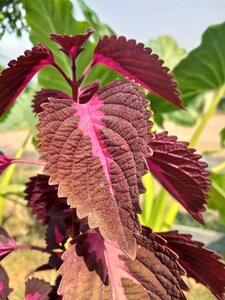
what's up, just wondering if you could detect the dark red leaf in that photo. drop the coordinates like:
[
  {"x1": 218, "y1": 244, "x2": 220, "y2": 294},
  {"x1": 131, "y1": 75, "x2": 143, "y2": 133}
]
[
  {"x1": 0, "y1": 266, "x2": 13, "y2": 299},
  {"x1": 25, "y1": 278, "x2": 52, "y2": 300},
  {"x1": 45, "y1": 218, "x2": 67, "y2": 251},
  {"x1": 37, "y1": 78, "x2": 153, "y2": 258},
  {"x1": 50, "y1": 29, "x2": 94, "y2": 59},
  {"x1": 25, "y1": 174, "x2": 68, "y2": 225},
  {"x1": 159, "y1": 231, "x2": 225, "y2": 300},
  {"x1": 33, "y1": 89, "x2": 70, "y2": 114},
  {"x1": 0, "y1": 45, "x2": 54, "y2": 116},
  {"x1": 0, "y1": 226, "x2": 17, "y2": 260},
  {"x1": 0, "y1": 152, "x2": 12, "y2": 175},
  {"x1": 93, "y1": 35, "x2": 183, "y2": 108},
  {"x1": 59, "y1": 228, "x2": 187, "y2": 299},
  {"x1": 147, "y1": 131, "x2": 210, "y2": 223},
  {"x1": 79, "y1": 81, "x2": 100, "y2": 103}
]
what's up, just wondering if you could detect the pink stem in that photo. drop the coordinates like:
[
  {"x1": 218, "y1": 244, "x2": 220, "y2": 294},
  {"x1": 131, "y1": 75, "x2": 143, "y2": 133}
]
[
  {"x1": 79, "y1": 61, "x2": 94, "y2": 85},
  {"x1": 11, "y1": 158, "x2": 46, "y2": 167}
]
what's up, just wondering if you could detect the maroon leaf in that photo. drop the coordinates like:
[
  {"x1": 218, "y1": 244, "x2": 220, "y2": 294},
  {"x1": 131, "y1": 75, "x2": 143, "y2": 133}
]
[
  {"x1": 147, "y1": 131, "x2": 210, "y2": 223},
  {"x1": 37, "y1": 78, "x2": 153, "y2": 258},
  {"x1": 93, "y1": 35, "x2": 183, "y2": 108},
  {"x1": 79, "y1": 81, "x2": 100, "y2": 104},
  {"x1": 45, "y1": 218, "x2": 67, "y2": 251},
  {"x1": 0, "y1": 226, "x2": 17, "y2": 260},
  {"x1": 0, "y1": 45, "x2": 54, "y2": 116},
  {"x1": 50, "y1": 29, "x2": 94, "y2": 59},
  {"x1": 0, "y1": 266, "x2": 13, "y2": 299},
  {"x1": 0, "y1": 152, "x2": 12, "y2": 175},
  {"x1": 25, "y1": 278, "x2": 52, "y2": 300},
  {"x1": 159, "y1": 231, "x2": 225, "y2": 300},
  {"x1": 33, "y1": 89, "x2": 70, "y2": 114},
  {"x1": 59, "y1": 228, "x2": 187, "y2": 299},
  {"x1": 25, "y1": 174, "x2": 68, "y2": 225}
]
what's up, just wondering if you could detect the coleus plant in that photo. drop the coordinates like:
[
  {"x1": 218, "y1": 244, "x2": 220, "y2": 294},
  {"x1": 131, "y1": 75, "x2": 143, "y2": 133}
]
[{"x1": 0, "y1": 28, "x2": 225, "y2": 300}]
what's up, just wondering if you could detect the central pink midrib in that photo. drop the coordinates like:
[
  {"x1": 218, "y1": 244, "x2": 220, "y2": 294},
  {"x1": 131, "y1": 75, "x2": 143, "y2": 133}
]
[{"x1": 72, "y1": 96, "x2": 113, "y2": 193}]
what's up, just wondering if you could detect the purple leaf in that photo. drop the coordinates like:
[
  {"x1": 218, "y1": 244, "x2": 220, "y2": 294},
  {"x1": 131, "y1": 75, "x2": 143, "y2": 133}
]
[
  {"x1": 25, "y1": 174, "x2": 68, "y2": 225},
  {"x1": 0, "y1": 266, "x2": 13, "y2": 299},
  {"x1": 79, "y1": 81, "x2": 100, "y2": 103},
  {"x1": 93, "y1": 35, "x2": 183, "y2": 108},
  {"x1": 0, "y1": 45, "x2": 54, "y2": 116},
  {"x1": 147, "y1": 131, "x2": 210, "y2": 223},
  {"x1": 0, "y1": 152, "x2": 12, "y2": 175},
  {"x1": 0, "y1": 226, "x2": 17, "y2": 260},
  {"x1": 50, "y1": 29, "x2": 94, "y2": 59},
  {"x1": 58, "y1": 228, "x2": 187, "y2": 299},
  {"x1": 37, "y1": 78, "x2": 153, "y2": 258},
  {"x1": 33, "y1": 89, "x2": 70, "y2": 114},
  {"x1": 45, "y1": 218, "x2": 67, "y2": 251},
  {"x1": 159, "y1": 231, "x2": 225, "y2": 300},
  {"x1": 25, "y1": 278, "x2": 52, "y2": 300}
]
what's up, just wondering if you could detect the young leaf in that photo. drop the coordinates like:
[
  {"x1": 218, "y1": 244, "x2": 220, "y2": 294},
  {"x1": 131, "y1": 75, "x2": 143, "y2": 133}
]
[
  {"x1": 0, "y1": 226, "x2": 17, "y2": 260},
  {"x1": 25, "y1": 278, "x2": 52, "y2": 300},
  {"x1": 37, "y1": 78, "x2": 152, "y2": 258},
  {"x1": 50, "y1": 29, "x2": 94, "y2": 59},
  {"x1": 0, "y1": 45, "x2": 54, "y2": 116},
  {"x1": 58, "y1": 228, "x2": 188, "y2": 299},
  {"x1": 147, "y1": 131, "x2": 210, "y2": 223},
  {"x1": 159, "y1": 231, "x2": 225, "y2": 300},
  {"x1": 79, "y1": 81, "x2": 100, "y2": 103},
  {"x1": 0, "y1": 266, "x2": 13, "y2": 299},
  {"x1": 25, "y1": 174, "x2": 68, "y2": 224},
  {"x1": 33, "y1": 89, "x2": 70, "y2": 114},
  {"x1": 93, "y1": 36, "x2": 183, "y2": 108}
]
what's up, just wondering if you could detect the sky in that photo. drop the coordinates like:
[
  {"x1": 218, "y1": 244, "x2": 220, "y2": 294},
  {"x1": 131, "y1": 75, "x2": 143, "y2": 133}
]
[{"x1": 0, "y1": 0, "x2": 224, "y2": 65}]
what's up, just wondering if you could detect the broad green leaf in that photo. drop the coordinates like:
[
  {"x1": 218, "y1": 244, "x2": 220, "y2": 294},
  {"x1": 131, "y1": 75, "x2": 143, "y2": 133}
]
[
  {"x1": 208, "y1": 172, "x2": 225, "y2": 225},
  {"x1": 146, "y1": 35, "x2": 187, "y2": 70},
  {"x1": 151, "y1": 22, "x2": 225, "y2": 126},
  {"x1": 220, "y1": 128, "x2": 225, "y2": 148},
  {"x1": 23, "y1": 0, "x2": 89, "y2": 94},
  {"x1": 78, "y1": 0, "x2": 115, "y2": 41}
]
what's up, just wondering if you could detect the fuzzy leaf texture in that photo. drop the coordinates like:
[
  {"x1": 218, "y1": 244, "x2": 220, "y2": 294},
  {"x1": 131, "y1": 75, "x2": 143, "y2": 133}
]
[
  {"x1": 147, "y1": 132, "x2": 210, "y2": 223},
  {"x1": 159, "y1": 231, "x2": 225, "y2": 300},
  {"x1": 37, "y1": 78, "x2": 153, "y2": 258},
  {"x1": 93, "y1": 35, "x2": 183, "y2": 107},
  {"x1": 0, "y1": 45, "x2": 54, "y2": 116},
  {"x1": 58, "y1": 228, "x2": 187, "y2": 300},
  {"x1": 25, "y1": 278, "x2": 52, "y2": 300}
]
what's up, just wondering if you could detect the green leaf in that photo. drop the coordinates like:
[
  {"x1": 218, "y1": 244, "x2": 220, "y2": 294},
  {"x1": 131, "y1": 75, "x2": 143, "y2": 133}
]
[
  {"x1": 220, "y1": 128, "x2": 225, "y2": 148},
  {"x1": 151, "y1": 22, "x2": 225, "y2": 126},
  {"x1": 208, "y1": 172, "x2": 225, "y2": 225},
  {"x1": 23, "y1": 0, "x2": 89, "y2": 94},
  {"x1": 146, "y1": 35, "x2": 187, "y2": 70},
  {"x1": 78, "y1": 0, "x2": 115, "y2": 41}
]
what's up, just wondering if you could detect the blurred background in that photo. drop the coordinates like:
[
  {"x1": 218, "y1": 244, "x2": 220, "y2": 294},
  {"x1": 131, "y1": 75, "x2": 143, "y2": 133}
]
[{"x1": 0, "y1": 1, "x2": 225, "y2": 299}]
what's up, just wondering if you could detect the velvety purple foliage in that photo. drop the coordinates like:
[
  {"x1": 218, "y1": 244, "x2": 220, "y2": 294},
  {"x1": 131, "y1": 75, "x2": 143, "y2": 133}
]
[
  {"x1": 0, "y1": 266, "x2": 13, "y2": 299},
  {"x1": 0, "y1": 29, "x2": 224, "y2": 299}
]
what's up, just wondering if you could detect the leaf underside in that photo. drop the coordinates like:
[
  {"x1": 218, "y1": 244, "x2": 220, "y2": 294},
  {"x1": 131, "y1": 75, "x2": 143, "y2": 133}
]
[
  {"x1": 147, "y1": 131, "x2": 210, "y2": 223},
  {"x1": 37, "y1": 78, "x2": 153, "y2": 259},
  {"x1": 93, "y1": 35, "x2": 183, "y2": 108}
]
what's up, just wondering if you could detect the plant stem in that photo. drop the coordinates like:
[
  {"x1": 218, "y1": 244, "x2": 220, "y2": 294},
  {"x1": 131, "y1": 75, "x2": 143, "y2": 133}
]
[
  {"x1": 71, "y1": 58, "x2": 79, "y2": 102},
  {"x1": 189, "y1": 84, "x2": 225, "y2": 148},
  {"x1": 52, "y1": 62, "x2": 72, "y2": 88},
  {"x1": 0, "y1": 132, "x2": 31, "y2": 224},
  {"x1": 211, "y1": 161, "x2": 225, "y2": 173},
  {"x1": 12, "y1": 158, "x2": 45, "y2": 167},
  {"x1": 16, "y1": 244, "x2": 46, "y2": 252}
]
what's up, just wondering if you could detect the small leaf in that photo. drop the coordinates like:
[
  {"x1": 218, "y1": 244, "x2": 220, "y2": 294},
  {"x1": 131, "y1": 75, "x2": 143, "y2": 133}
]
[
  {"x1": 59, "y1": 229, "x2": 187, "y2": 299},
  {"x1": 0, "y1": 226, "x2": 17, "y2": 261},
  {"x1": 0, "y1": 45, "x2": 54, "y2": 116},
  {"x1": 25, "y1": 278, "x2": 52, "y2": 300},
  {"x1": 147, "y1": 131, "x2": 210, "y2": 223},
  {"x1": 79, "y1": 81, "x2": 100, "y2": 103},
  {"x1": 93, "y1": 35, "x2": 183, "y2": 107},
  {"x1": 50, "y1": 29, "x2": 94, "y2": 59},
  {"x1": 33, "y1": 89, "x2": 70, "y2": 114},
  {"x1": 37, "y1": 78, "x2": 153, "y2": 258},
  {"x1": 0, "y1": 265, "x2": 13, "y2": 299},
  {"x1": 159, "y1": 231, "x2": 225, "y2": 300},
  {"x1": 25, "y1": 174, "x2": 68, "y2": 225}
]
